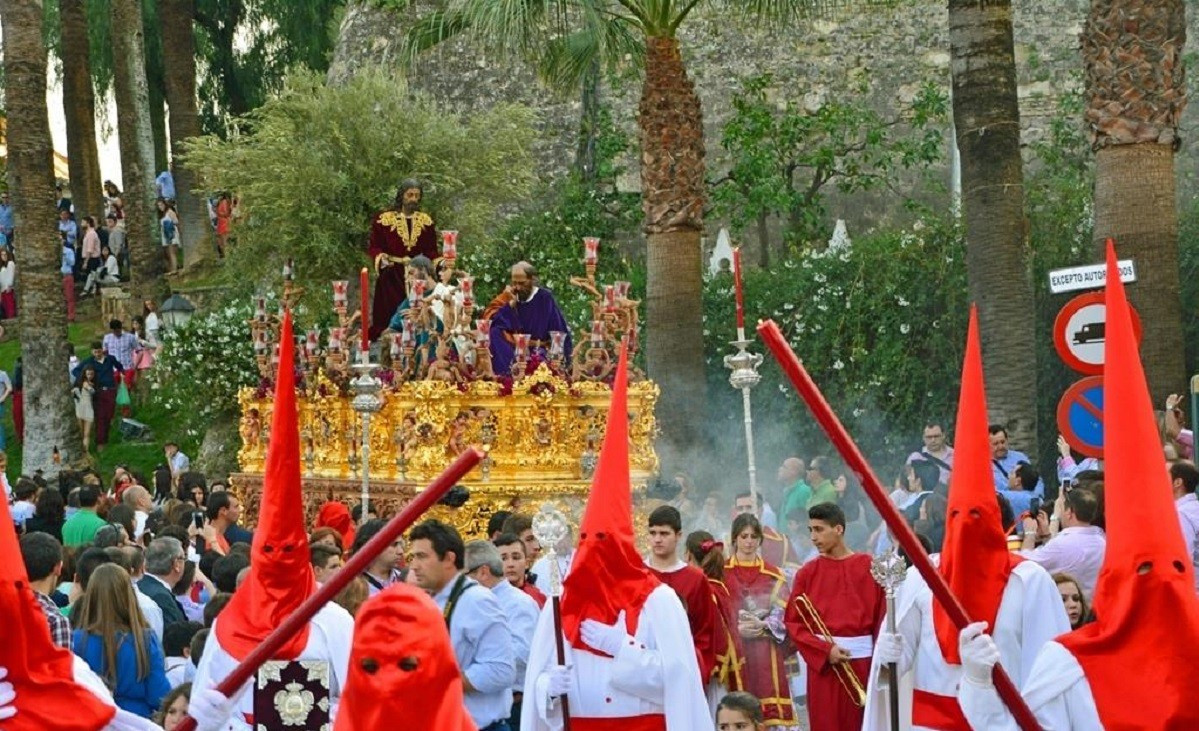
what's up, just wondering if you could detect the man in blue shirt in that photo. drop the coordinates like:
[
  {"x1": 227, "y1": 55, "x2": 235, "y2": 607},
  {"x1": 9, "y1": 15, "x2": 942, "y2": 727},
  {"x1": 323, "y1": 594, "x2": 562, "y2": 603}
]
[
  {"x1": 155, "y1": 170, "x2": 176, "y2": 202},
  {"x1": 990, "y1": 423, "x2": 1043, "y2": 502},
  {"x1": 0, "y1": 191, "x2": 14, "y2": 247},
  {"x1": 409, "y1": 519, "x2": 515, "y2": 731},
  {"x1": 73, "y1": 342, "x2": 123, "y2": 450},
  {"x1": 57, "y1": 209, "x2": 77, "y2": 248},
  {"x1": 62, "y1": 238, "x2": 77, "y2": 321}
]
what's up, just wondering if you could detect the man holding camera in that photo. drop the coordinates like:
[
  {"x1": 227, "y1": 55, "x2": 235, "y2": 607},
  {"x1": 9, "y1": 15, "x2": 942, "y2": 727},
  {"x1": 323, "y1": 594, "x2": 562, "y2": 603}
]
[{"x1": 1018, "y1": 473, "x2": 1106, "y2": 599}]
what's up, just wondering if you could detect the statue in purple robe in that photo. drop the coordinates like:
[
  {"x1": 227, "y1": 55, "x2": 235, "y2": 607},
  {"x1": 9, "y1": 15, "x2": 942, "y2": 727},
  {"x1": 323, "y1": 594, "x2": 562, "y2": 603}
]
[{"x1": 481, "y1": 261, "x2": 573, "y2": 376}]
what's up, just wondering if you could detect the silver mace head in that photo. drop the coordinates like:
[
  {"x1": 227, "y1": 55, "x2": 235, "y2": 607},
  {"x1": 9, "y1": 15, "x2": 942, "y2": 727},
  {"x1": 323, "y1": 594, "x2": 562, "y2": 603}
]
[
  {"x1": 870, "y1": 546, "x2": 907, "y2": 596},
  {"x1": 723, "y1": 342, "x2": 763, "y2": 390},
  {"x1": 532, "y1": 503, "x2": 570, "y2": 596}
]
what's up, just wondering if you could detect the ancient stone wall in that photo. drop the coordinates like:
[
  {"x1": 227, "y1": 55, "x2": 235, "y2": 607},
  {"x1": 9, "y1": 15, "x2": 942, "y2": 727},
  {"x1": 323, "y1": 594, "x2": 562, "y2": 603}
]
[{"x1": 329, "y1": 1, "x2": 1199, "y2": 238}]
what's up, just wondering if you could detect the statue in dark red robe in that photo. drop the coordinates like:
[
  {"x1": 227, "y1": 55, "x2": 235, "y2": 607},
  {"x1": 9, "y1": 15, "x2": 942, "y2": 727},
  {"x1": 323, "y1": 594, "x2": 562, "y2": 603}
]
[{"x1": 367, "y1": 180, "x2": 438, "y2": 340}]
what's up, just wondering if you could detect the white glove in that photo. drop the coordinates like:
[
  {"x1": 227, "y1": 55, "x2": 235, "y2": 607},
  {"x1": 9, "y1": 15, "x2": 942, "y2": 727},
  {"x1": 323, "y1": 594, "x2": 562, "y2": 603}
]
[
  {"x1": 877, "y1": 631, "x2": 905, "y2": 664},
  {"x1": 546, "y1": 664, "x2": 572, "y2": 697},
  {"x1": 581, "y1": 610, "x2": 630, "y2": 656},
  {"x1": 191, "y1": 684, "x2": 250, "y2": 731},
  {"x1": 958, "y1": 621, "x2": 1000, "y2": 686},
  {"x1": 0, "y1": 666, "x2": 15, "y2": 721}
]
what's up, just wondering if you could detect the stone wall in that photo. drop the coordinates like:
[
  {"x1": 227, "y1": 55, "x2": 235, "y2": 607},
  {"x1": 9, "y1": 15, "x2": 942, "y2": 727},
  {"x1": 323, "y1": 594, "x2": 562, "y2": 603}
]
[{"x1": 329, "y1": 0, "x2": 1199, "y2": 239}]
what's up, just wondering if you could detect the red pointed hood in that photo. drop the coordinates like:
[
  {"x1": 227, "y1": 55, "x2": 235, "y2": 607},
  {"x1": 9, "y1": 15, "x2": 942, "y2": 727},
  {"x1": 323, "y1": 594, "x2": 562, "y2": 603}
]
[
  {"x1": 933, "y1": 306, "x2": 1021, "y2": 664},
  {"x1": 216, "y1": 310, "x2": 316, "y2": 661},
  {"x1": 0, "y1": 489, "x2": 116, "y2": 730},
  {"x1": 333, "y1": 584, "x2": 476, "y2": 731},
  {"x1": 316, "y1": 501, "x2": 356, "y2": 551},
  {"x1": 561, "y1": 341, "x2": 660, "y2": 654},
  {"x1": 1058, "y1": 241, "x2": 1199, "y2": 729}
]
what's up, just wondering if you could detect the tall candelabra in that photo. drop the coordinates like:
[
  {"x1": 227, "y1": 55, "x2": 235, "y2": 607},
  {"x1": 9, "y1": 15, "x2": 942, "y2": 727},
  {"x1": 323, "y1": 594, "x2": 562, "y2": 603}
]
[
  {"x1": 350, "y1": 350, "x2": 384, "y2": 522},
  {"x1": 724, "y1": 329, "x2": 764, "y2": 506}
]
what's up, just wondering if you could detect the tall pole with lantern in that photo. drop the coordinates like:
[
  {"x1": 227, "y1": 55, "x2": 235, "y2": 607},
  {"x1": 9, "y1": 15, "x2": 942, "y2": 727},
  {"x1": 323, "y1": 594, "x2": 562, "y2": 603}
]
[{"x1": 723, "y1": 239, "x2": 764, "y2": 507}]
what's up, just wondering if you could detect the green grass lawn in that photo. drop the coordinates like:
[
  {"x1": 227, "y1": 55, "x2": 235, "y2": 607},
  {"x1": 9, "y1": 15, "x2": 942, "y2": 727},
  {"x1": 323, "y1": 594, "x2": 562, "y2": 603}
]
[{"x1": 0, "y1": 319, "x2": 201, "y2": 482}]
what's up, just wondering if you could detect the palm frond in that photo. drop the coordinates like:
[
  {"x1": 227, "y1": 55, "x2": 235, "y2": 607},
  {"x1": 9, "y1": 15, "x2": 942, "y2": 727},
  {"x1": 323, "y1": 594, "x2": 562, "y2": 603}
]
[
  {"x1": 399, "y1": 10, "x2": 474, "y2": 68},
  {"x1": 712, "y1": 0, "x2": 905, "y2": 28}
]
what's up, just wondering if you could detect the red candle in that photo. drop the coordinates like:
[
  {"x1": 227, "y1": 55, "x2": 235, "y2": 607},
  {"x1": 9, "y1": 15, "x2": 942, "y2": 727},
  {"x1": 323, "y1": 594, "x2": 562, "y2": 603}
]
[
  {"x1": 360, "y1": 267, "x2": 370, "y2": 350},
  {"x1": 732, "y1": 247, "x2": 745, "y2": 331},
  {"x1": 583, "y1": 237, "x2": 599, "y2": 265},
  {"x1": 460, "y1": 276, "x2": 474, "y2": 308}
]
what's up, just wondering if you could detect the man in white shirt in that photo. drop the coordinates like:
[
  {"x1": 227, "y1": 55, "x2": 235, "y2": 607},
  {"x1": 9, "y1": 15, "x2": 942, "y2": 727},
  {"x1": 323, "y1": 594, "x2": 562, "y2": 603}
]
[
  {"x1": 1017, "y1": 479, "x2": 1106, "y2": 598},
  {"x1": 121, "y1": 485, "x2": 154, "y2": 541},
  {"x1": 165, "y1": 442, "x2": 190, "y2": 480},
  {"x1": 466, "y1": 539, "x2": 538, "y2": 728},
  {"x1": 410, "y1": 520, "x2": 514, "y2": 731},
  {"x1": 1171, "y1": 460, "x2": 1199, "y2": 592},
  {"x1": 9, "y1": 478, "x2": 37, "y2": 530}
]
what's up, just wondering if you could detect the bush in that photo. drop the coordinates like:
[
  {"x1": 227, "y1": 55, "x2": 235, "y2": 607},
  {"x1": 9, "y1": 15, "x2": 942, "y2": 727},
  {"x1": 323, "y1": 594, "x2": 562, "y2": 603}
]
[
  {"x1": 699, "y1": 212, "x2": 969, "y2": 473},
  {"x1": 180, "y1": 69, "x2": 539, "y2": 306},
  {"x1": 151, "y1": 300, "x2": 263, "y2": 433}
]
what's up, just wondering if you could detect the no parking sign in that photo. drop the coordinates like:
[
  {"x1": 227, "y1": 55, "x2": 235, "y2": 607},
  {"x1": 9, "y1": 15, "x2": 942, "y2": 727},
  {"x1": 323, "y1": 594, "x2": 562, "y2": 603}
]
[{"x1": 1057, "y1": 376, "x2": 1105, "y2": 459}]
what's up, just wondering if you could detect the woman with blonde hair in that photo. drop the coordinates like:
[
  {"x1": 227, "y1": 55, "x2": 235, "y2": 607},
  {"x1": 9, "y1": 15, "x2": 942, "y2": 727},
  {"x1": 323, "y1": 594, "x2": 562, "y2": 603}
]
[{"x1": 72, "y1": 563, "x2": 171, "y2": 717}]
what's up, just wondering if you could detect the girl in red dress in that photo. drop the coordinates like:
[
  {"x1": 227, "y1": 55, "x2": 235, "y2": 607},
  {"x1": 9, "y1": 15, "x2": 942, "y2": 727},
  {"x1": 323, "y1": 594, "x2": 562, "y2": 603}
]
[
  {"x1": 686, "y1": 530, "x2": 745, "y2": 710},
  {"x1": 723, "y1": 514, "x2": 798, "y2": 728}
]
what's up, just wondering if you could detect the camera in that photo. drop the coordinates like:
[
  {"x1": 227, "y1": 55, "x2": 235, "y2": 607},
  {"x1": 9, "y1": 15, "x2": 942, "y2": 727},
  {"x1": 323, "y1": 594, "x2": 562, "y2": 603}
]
[{"x1": 1029, "y1": 498, "x2": 1043, "y2": 519}]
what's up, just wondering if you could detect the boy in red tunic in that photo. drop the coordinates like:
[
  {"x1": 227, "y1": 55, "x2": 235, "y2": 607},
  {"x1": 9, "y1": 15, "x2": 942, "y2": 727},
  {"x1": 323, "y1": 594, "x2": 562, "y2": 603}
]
[
  {"x1": 785, "y1": 502, "x2": 884, "y2": 731},
  {"x1": 645, "y1": 505, "x2": 718, "y2": 683}
]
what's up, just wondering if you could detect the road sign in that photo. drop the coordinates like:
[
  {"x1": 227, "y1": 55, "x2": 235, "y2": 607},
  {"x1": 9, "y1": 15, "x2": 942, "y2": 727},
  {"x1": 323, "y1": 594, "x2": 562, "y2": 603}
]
[
  {"x1": 1053, "y1": 291, "x2": 1142, "y2": 375},
  {"x1": 1057, "y1": 376, "x2": 1104, "y2": 459},
  {"x1": 1048, "y1": 259, "x2": 1136, "y2": 294}
]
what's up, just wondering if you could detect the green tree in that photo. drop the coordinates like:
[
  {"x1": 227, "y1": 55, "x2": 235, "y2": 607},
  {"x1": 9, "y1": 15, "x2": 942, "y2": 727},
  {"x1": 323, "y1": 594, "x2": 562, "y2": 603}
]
[
  {"x1": 179, "y1": 71, "x2": 537, "y2": 300},
  {"x1": 711, "y1": 73, "x2": 946, "y2": 265},
  {"x1": 400, "y1": 0, "x2": 873, "y2": 464},
  {"x1": 2, "y1": 0, "x2": 83, "y2": 471},
  {"x1": 949, "y1": 0, "x2": 1038, "y2": 455}
]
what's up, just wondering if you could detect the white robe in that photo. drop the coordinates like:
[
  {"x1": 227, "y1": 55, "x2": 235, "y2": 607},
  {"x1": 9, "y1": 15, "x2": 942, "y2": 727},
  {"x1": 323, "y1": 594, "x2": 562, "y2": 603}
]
[
  {"x1": 957, "y1": 641, "x2": 1102, "y2": 730},
  {"x1": 862, "y1": 559, "x2": 1070, "y2": 731},
  {"x1": 521, "y1": 584, "x2": 713, "y2": 731},
  {"x1": 192, "y1": 603, "x2": 355, "y2": 730}
]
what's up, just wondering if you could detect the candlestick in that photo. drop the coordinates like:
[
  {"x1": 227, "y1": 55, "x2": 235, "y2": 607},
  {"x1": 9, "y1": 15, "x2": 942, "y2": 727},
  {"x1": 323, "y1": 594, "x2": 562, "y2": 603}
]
[
  {"x1": 616, "y1": 281, "x2": 631, "y2": 301},
  {"x1": 255, "y1": 296, "x2": 266, "y2": 322},
  {"x1": 359, "y1": 267, "x2": 370, "y2": 350},
  {"x1": 604, "y1": 285, "x2": 616, "y2": 312},
  {"x1": 306, "y1": 330, "x2": 319, "y2": 357},
  {"x1": 283, "y1": 258, "x2": 294, "y2": 282},
  {"x1": 441, "y1": 231, "x2": 459, "y2": 261},
  {"x1": 732, "y1": 246, "x2": 745, "y2": 334},
  {"x1": 514, "y1": 333, "x2": 530, "y2": 361},
  {"x1": 333, "y1": 280, "x2": 349, "y2": 309},
  {"x1": 583, "y1": 237, "x2": 599, "y2": 265},
  {"x1": 549, "y1": 331, "x2": 567, "y2": 359},
  {"x1": 413, "y1": 279, "x2": 426, "y2": 306},
  {"x1": 460, "y1": 276, "x2": 474, "y2": 308},
  {"x1": 590, "y1": 320, "x2": 604, "y2": 345},
  {"x1": 476, "y1": 318, "x2": 491, "y2": 344}
]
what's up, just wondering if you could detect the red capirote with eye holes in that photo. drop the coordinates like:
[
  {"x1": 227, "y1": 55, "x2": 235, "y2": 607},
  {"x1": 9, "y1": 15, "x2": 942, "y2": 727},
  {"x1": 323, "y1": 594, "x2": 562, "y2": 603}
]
[{"x1": 334, "y1": 583, "x2": 476, "y2": 731}]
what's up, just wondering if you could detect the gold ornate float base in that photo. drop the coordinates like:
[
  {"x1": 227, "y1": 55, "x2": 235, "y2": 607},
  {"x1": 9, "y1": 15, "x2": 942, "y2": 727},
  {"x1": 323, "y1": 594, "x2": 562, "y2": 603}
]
[
  {"x1": 234, "y1": 364, "x2": 660, "y2": 539},
  {"x1": 231, "y1": 473, "x2": 653, "y2": 540}
]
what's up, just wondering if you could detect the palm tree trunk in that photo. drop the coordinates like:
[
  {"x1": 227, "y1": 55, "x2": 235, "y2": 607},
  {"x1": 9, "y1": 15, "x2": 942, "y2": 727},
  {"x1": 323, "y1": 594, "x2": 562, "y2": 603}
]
[
  {"x1": 1084, "y1": 0, "x2": 1187, "y2": 404},
  {"x1": 148, "y1": 77, "x2": 171, "y2": 174},
  {"x1": 112, "y1": 0, "x2": 168, "y2": 301},
  {"x1": 58, "y1": 0, "x2": 105, "y2": 222},
  {"x1": 640, "y1": 36, "x2": 708, "y2": 464},
  {"x1": 160, "y1": 0, "x2": 212, "y2": 265},
  {"x1": 2, "y1": 0, "x2": 84, "y2": 471},
  {"x1": 949, "y1": 0, "x2": 1038, "y2": 455},
  {"x1": 575, "y1": 58, "x2": 601, "y2": 184}
]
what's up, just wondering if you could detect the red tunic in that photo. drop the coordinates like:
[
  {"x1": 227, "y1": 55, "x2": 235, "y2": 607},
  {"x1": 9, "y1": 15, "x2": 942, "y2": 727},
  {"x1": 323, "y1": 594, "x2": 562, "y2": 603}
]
[
  {"x1": 761, "y1": 526, "x2": 800, "y2": 578},
  {"x1": 367, "y1": 210, "x2": 438, "y2": 340},
  {"x1": 708, "y1": 578, "x2": 746, "y2": 692},
  {"x1": 648, "y1": 562, "x2": 719, "y2": 682},
  {"x1": 784, "y1": 554, "x2": 884, "y2": 731},
  {"x1": 519, "y1": 580, "x2": 547, "y2": 609},
  {"x1": 724, "y1": 557, "x2": 796, "y2": 726}
]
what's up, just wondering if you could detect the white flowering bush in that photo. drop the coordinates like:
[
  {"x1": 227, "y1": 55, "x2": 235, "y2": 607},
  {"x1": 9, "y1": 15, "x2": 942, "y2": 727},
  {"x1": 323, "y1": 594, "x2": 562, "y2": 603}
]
[
  {"x1": 701, "y1": 212, "x2": 969, "y2": 464},
  {"x1": 152, "y1": 300, "x2": 263, "y2": 433}
]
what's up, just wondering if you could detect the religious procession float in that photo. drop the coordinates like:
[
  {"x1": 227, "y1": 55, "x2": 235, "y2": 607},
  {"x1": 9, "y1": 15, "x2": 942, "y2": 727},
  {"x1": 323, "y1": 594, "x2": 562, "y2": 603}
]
[{"x1": 232, "y1": 208, "x2": 659, "y2": 539}]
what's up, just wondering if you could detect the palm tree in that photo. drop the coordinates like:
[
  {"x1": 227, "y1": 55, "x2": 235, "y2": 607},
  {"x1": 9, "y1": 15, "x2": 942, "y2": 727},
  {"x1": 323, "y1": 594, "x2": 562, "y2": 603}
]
[
  {"x1": 1083, "y1": 0, "x2": 1186, "y2": 403},
  {"x1": 112, "y1": 0, "x2": 168, "y2": 300},
  {"x1": 1, "y1": 0, "x2": 84, "y2": 471},
  {"x1": 58, "y1": 0, "x2": 106, "y2": 222},
  {"x1": 948, "y1": 0, "x2": 1038, "y2": 454},
  {"x1": 405, "y1": 0, "x2": 852, "y2": 461},
  {"x1": 160, "y1": 0, "x2": 214, "y2": 265}
]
